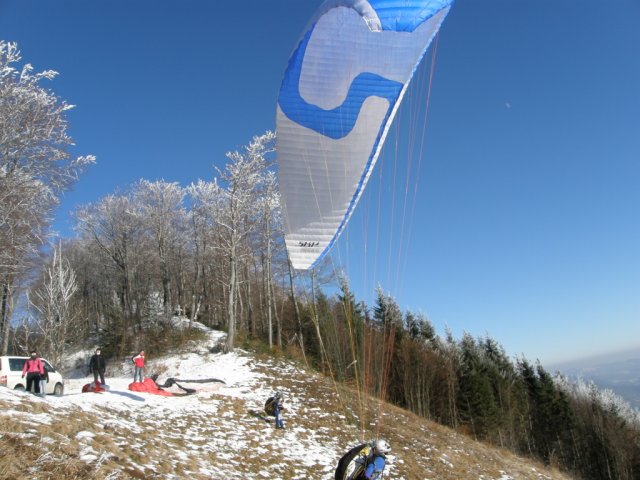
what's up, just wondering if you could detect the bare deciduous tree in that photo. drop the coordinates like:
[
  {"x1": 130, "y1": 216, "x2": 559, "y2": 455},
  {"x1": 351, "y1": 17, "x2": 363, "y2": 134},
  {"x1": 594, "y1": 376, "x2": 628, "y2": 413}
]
[
  {"x1": 135, "y1": 179, "x2": 186, "y2": 316},
  {"x1": 261, "y1": 171, "x2": 280, "y2": 349},
  {"x1": 0, "y1": 41, "x2": 94, "y2": 354},
  {"x1": 214, "y1": 131, "x2": 275, "y2": 351},
  {"x1": 74, "y1": 193, "x2": 143, "y2": 320},
  {"x1": 30, "y1": 244, "x2": 78, "y2": 366},
  {"x1": 186, "y1": 179, "x2": 221, "y2": 327}
]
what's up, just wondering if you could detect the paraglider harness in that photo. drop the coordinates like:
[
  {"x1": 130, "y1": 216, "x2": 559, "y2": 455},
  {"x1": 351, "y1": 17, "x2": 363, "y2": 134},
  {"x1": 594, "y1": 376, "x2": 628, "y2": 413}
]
[
  {"x1": 264, "y1": 391, "x2": 284, "y2": 417},
  {"x1": 335, "y1": 442, "x2": 382, "y2": 480}
]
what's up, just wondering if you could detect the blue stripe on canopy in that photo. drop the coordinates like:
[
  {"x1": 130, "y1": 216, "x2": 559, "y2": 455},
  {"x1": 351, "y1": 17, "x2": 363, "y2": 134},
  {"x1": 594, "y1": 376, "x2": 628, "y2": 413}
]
[{"x1": 278, "y1": 28, "x2": 402, "y2": 140}]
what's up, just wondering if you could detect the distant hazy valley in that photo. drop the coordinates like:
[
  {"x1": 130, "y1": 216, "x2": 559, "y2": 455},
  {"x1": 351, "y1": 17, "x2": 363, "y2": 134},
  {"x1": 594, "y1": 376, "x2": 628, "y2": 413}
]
[{"x1": 551, "y1": 347, "x2": 640, "y2": 410}]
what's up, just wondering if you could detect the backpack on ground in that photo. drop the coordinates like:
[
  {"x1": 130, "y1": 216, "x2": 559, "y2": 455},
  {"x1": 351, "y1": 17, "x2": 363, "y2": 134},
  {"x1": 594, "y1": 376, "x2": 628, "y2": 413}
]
[{"x1": 264, "y1": 396, "x2": 277, "y2": 416}]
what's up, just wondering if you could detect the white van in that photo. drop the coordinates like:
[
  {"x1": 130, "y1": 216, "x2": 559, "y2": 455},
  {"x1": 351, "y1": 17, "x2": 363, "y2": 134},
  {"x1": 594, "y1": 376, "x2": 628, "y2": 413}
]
[{"x1": 0, "y1": 356, "x2": 65, "y2": 395}]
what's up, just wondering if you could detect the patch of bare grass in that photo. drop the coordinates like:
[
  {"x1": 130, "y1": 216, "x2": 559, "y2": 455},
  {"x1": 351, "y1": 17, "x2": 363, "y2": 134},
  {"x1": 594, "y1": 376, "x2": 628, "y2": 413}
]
[
  {"x1": 252, "y1": 357, "x2": 574, "y2": 479},
  {"x1": 1, "y1": 397, "x2": 145, "y2": 480},
  {"x1": 0, "y1": 425, "x2": 100, "y2": 480},
  {"x1": 1, "y1": 351, "x2": 576, "y2": 480}
]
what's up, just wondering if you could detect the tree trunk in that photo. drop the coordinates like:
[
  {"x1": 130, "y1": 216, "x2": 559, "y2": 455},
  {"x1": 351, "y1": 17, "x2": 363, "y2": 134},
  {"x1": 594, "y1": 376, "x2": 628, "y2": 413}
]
[
  {"x1": 160, "y1": 243, "x2": 172, "y2": 316},
  {"x1": 265, "y1": 214, "x2": 273, "y2": 349},
  {"x1": 177, "y1": 258, "x2": 185, "y2": 316},
  {"x1": 270, "y1": 279, "x2": 280, "y2": 349},
  {"x1": 190, "y1": 222, "x2": 202, "y2": 328},
  {"x1": 225, "y1": 245, "x2": 236, "y2": 352},
  {"x1": 1, "y1": 280, "x2": 14, "y2": 355},
  {"x1": 190, "y1": 295, "x2": 202, "y2": 328},
  {"x1": 245, "y1": 262, "x2": 253, "y2": 335},
  {"x1": 287, "y1": 258, "x2": 303, "y2": 356},
  {"x1": 310, "y1": 270, "x2": 327, "y2": 372},
  {"x1": 275, "y1": 279, "x2": 283, "y2": 349}
]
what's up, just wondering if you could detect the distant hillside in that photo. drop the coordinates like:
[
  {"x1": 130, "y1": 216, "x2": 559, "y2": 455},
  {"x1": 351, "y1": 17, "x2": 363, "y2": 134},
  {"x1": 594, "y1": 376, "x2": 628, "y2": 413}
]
[
  {"x1": 550, "y1": 347, "x2": 640, "y2": 410},
  {"x1": 0, "y1": 328, "x2": 570, "y2": 480}
]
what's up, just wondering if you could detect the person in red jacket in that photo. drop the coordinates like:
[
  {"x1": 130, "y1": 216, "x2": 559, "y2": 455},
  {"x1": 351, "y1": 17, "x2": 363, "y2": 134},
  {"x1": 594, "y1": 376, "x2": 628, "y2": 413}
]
[
  {"x1": 22, "y1": 350, "x2": 45, "y2": 394},
  {"x1": 132, "y1": 350, "x2": 145, "y2": 383}
]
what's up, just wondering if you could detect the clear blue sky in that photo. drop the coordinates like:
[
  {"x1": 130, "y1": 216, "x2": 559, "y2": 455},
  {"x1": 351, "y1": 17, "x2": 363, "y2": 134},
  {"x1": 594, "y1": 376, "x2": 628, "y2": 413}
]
[{"x1": 2, "y1": 0, "x2": 639, "y2": 365}]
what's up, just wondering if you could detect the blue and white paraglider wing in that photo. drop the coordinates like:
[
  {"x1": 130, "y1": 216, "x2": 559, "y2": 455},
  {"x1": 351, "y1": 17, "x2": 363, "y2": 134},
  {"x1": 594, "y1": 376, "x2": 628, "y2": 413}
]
[{"x1": 277, "y1": 0, "x2": 453, "y2": 270}]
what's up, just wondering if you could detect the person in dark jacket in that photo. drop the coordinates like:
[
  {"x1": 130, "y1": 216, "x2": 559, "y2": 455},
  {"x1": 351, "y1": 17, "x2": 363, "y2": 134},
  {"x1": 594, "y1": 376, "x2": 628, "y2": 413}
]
[
  {"x1": 89, "y1": 348, "x2": 107, "y2": 385},
  {"x1": 22, "y1": 350, "x2": 45, "y2": 394}
]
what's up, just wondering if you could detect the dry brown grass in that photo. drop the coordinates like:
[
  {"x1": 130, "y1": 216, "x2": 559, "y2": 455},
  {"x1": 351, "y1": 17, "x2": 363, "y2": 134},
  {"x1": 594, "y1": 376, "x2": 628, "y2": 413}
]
[
  {"x1": 0, "y1": 353, "x2": 576, "y2": 480},
  {"x1": 250, "y1": 360, "x2": 575, "y2": 480},
  {"x1": 0, "y1": 420, "x2": 111, "y2": 480},
  {"x1": 0, "y1": 397, "x2": 143, "y2": 479}
]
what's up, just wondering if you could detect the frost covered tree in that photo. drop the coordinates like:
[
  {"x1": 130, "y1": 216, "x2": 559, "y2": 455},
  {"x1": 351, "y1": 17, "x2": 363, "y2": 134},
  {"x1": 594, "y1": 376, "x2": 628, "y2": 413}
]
[
  {"x1": 74, "y1": 193, "x2": 145, "y2": 321},
  {"x1": 0, "y1": 41, "x2": 94, "y2": 354},
  {"x1": 29, "y1": 243, "x2": 78, "y2": 367},
  {"x1": 373, "y1": 286, "x2": 403, "y2": 331},
  {"x1": 258, "y1": 170, "x2": 281, "y2": 348},
  {"x1": 186, "y1": 179, "x2": 221, "y2": 327},
  {"x1": 215, "y1": 131, "x2": 275, "y2": 351},
  {"x1": 135, "y1": 179, "x2": 186, "y2": 315}
]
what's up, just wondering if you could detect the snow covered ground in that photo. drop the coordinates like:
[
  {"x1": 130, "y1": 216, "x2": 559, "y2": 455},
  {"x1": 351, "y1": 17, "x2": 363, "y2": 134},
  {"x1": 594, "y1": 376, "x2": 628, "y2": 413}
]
[{"x1": 0, "y1": 323, "x2": 571, "y2": 479}]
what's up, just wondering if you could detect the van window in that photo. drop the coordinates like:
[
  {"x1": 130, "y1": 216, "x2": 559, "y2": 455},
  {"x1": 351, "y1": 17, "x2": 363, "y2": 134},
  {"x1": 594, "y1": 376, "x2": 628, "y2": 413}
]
[
  {"x1": 9, "y1": 358, "x2": 26, "y2": 372},
  {"x1": 43, "y1": 361, "x2": 55, "y2": 373}
]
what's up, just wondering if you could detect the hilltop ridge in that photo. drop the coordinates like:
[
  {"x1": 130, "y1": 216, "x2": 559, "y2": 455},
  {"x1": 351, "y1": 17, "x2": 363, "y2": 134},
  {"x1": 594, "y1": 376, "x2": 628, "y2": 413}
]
[{"x1": 0, "y1": 325, "x2": 572, "y2": 479}]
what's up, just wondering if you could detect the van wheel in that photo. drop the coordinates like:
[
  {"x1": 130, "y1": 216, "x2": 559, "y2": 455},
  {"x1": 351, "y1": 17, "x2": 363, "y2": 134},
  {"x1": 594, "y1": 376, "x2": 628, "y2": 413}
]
[
  {"x1": 54, "y1": 383, "x2": 64, "y2": 396},
  {"x1": 14, "y1": 384, "x2": 25, "y2": 391}
]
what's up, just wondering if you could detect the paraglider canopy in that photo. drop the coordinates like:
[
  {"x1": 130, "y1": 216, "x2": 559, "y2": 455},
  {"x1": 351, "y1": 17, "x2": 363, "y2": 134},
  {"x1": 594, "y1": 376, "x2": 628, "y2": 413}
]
[
  {"x1": 276, "y1": 0, "x2": 453, "y2": 269},
  {"x1": 129, "y1": 378, "x2": 173, "y2": 396}
]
